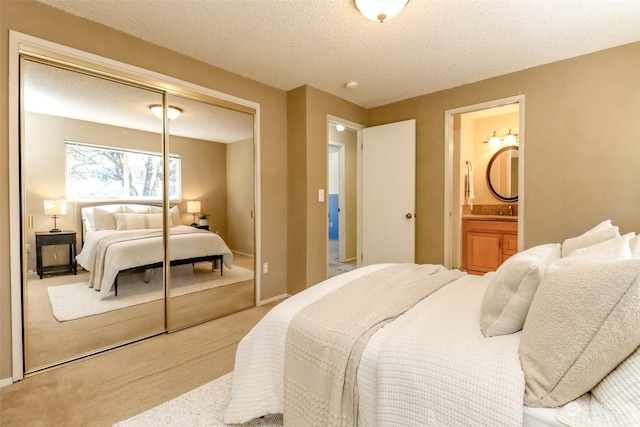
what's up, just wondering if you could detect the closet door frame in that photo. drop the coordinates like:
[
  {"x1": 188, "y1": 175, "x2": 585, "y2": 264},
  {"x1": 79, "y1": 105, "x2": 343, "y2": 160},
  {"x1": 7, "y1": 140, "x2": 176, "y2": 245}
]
[{"x1": 8, "y1": 30, "x2": 262, "y2": 381}]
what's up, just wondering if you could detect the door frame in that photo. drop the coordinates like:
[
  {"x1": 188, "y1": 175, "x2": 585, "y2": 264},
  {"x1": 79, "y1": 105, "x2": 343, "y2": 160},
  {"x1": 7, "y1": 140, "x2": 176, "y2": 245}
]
[
  {"x1": 328, "y1": 141, "x2": 346, "y2": 262},
  {"x1": 443, "y1": 95, "x2": 525, "y2": 269},
  {"x1": 326, "y1": 115, "x2": 364, "y2": 268},
  {"x1": 9, "y1": 31, "x2": 262, "y2": 381}
]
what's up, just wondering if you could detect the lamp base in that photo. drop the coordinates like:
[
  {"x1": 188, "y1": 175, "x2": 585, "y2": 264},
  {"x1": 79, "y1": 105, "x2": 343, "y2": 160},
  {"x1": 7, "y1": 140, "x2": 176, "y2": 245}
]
[{"x1": 50, "y1": 228, "x2": 61, "y2": 233}]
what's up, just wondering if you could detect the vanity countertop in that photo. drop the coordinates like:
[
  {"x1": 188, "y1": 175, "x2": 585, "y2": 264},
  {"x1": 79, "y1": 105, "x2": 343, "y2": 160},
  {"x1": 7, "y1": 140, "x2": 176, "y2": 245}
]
[{"x1": 462, "y1": 214, "x2": 518, "y2": 221}]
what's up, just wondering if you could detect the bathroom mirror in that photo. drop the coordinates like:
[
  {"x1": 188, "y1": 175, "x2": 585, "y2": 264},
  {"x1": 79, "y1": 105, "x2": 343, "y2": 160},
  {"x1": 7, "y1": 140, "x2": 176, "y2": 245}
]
[{"x1": 486, "y1": 146, "x2": 518, "y2": 202}]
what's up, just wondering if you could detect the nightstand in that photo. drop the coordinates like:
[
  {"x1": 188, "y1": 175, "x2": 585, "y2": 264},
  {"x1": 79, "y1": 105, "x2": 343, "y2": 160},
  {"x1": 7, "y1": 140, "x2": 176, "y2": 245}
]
[
  {"x1": 194, "y1": 224, "x2": 209, "y2": 231},
  {"x1": 35, "y1": 231, "x2": 78, "y2": 279}
]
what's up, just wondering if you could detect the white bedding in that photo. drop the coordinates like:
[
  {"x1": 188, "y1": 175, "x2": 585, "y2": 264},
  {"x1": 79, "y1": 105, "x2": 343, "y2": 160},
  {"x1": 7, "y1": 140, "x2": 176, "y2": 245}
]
[
  {"x1": 225, "y1": 265, "x2": 531, "y2": 426},
  {"x1": 76, "y1": 225, "x2": 233, "y2": 299}
]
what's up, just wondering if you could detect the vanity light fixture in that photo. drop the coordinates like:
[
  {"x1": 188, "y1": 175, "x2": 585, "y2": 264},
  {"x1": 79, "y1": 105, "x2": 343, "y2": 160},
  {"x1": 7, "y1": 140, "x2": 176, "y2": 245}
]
[
  {"x1": 44, "y1": 199, "x2": 67, "y2": 233},
  {"x1": 354, "y1": 0, "x2": 410, "y2": 23},
  {"x1": 488, "y1": 131, "x2": 501, "y2": 147},
  {"x1": 503, "y1": 129, "x2": 517, "y2": 145},
  {"x1": 149, "y1": 104, "x2": 182, "y2": 120},
  {"x1": 484, "y1": 129, "x2": 519, "y2": 146},
  {"x1": 336, "y1": 124, "x2": 346, "y2": 132}
]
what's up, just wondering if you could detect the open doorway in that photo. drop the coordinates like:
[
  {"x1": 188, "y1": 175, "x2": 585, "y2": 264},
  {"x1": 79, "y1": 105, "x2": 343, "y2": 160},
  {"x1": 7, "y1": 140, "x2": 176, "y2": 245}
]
[
  {"x1": 327, "y1": 121, "x2": 358, "y2": 278},
  {"x1": 444, "y1": 96, "x2": 525, "y2": 270}
]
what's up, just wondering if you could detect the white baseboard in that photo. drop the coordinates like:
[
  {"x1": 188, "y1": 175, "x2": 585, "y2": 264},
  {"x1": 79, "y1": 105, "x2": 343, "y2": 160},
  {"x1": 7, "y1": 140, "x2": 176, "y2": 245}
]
[
  {"x1": 0, "y1": 377, "x2": 14, "y2": 388},
  {"x1": 232, "y1": 250, "x2": 254, "y2": 258},
  {"x1": 259, "y1": 293, "x2": 289, "y2": 305}
]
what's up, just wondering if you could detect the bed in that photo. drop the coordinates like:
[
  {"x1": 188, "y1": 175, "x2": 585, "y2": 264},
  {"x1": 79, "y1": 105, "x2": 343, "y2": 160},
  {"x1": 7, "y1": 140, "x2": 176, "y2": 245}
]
[
  {"x1": 75, "y1": 204, "x2": 233, "y2": 299},
  {"x1": 224, "y1": 220, "x2": 640, "y2": 426}
]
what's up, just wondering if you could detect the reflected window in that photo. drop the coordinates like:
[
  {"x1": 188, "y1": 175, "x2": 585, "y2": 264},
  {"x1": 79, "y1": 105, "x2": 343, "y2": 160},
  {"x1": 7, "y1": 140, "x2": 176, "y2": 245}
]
[{"x1": 65, "y1": 141, "x2": 181, "y2": 200}]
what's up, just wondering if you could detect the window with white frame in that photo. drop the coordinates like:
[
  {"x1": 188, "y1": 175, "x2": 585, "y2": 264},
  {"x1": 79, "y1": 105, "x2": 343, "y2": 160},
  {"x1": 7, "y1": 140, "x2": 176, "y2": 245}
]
[{"x1": 65, "y1": 141, "x2": 181, "y2": 200}]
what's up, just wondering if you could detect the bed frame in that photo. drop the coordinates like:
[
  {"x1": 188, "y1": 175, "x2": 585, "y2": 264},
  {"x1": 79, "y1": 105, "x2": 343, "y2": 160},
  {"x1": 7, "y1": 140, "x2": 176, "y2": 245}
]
[{"x1": 113, "y1": 254, "x2": 223, "y2": 296}]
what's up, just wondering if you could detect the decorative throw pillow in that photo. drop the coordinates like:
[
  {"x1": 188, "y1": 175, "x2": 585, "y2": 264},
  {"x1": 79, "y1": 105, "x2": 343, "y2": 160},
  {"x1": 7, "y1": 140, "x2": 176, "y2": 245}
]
[
  {"x1": 480, "y1": 243, "x2": 561, "y2": 337},
  {"x1": 520, "y1": 259, "x2": 640, "y2": 408},
  {"x1": 114, "y1": 212, "x2": 146, "y2": 230},
  {"x1": 547, "y1": 234, "x2": 632, "y2": 274},
  {"x1": 93, "y1": 207, "x2": 120, "y2": 231},
  {"x1": 145, "y1": 213, "x2": 172, "y2": 229},
  {"x1": 629, "y1": 234, "x2": 640, "y2": 258},
  {"x1": 170, "y1": 205, "x2": 182, "y2": 226},
  {"x1": 561, "y1": 221, "x2": 619, "y2": 257},
  {"x1": 556, "y1": 347, "x2": 640, "y2": 426}
]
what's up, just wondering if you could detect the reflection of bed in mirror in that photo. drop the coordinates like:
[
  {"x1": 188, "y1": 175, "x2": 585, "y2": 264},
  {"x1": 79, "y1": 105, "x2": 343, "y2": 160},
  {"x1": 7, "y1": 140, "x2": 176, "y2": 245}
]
[{"x1": 76, "y1": 204, "x2": 233, "y2": 299}]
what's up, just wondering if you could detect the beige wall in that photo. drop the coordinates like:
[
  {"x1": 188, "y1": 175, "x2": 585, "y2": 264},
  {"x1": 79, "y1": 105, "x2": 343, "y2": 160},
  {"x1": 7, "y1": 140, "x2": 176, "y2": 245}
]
[
  {"x1": 226, "y1": 138, "x2": 255, "y2": 254},
  {"x1": 1, "y1": 1, "x2": 287, "y2": 379},
  {"x1": 369, "y1": 42, "x2": 640, "y2": 264},
  {"x1": 287, "y1": 86, "x2": 367, "y2": 294}
]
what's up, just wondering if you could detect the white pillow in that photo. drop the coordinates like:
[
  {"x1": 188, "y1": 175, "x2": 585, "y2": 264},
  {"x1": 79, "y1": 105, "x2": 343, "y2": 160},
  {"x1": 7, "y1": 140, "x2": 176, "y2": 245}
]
[
  {"x1": 547, "y1": 234, "x2": 632, "y2": 274},
  {"x1": 145, "y1": 213, "x2": 172, "y2": 229},
  {"x1": 561, "y1": 222, "x2": 619, "y2": 257},
  {"x1": 556, "y1": 347, "x2": 640, "y2": 426},
  {"x1": 93, "y1": 207, "x2": 120, "y2": 231},
  {"x1": 114, "y1": 213, "x2": 146, "y2": 230},
  {"x1": 629, "y1": 234, "x2": 640, "y2": 258},
  {"x1": 520, "y1": 259, "x2": 640, "y2": 408},
  {"x1": 124, "y1": 205, "x2": 151, "y2": 214},
  {"x1": 170, "y1": 205, "x2": 182, "y2": 226},
  {"x1": 480, "y1": 243, "x2": 561, "y2": 337}
]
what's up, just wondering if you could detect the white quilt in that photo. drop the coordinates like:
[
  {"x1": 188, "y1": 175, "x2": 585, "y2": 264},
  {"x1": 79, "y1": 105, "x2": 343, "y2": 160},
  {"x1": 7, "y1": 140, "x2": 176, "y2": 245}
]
[
  {"x1": 224, "y1": 265, "x2": 525, "y2": 426},
  {"x1": 76, "y1": 225, "x2": 233, "y2": 299}
]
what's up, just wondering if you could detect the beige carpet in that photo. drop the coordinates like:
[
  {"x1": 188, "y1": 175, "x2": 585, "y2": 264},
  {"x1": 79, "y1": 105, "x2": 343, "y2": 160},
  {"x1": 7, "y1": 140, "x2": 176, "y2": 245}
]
[
  {"x1": 48, "y1": 265, "x2": 254, "y2": 321},
  {"x1": 114, "y1": 372, "x2": 283, "y2": 427}
]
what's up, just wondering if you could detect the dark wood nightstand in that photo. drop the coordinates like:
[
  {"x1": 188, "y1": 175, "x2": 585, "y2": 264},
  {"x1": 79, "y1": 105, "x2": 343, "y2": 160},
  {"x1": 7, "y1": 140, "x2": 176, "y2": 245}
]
[
  {"x1": 35, "y1": 231, "x2": 78, "y2": 279},
  {"x1": 194, "y1": 224, "x2": 209, "y2": 231}
]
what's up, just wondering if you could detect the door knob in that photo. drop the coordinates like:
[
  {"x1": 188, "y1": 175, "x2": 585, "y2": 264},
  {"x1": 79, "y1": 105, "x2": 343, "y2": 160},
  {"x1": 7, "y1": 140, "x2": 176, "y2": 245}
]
[{"x1": 406, "y1": 213, "x2": 413, "y2": 219}]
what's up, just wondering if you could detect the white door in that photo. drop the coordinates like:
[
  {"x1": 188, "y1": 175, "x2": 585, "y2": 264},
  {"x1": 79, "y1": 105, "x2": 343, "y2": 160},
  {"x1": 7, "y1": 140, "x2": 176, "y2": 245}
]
[{"x1": 362, "y1": 119, "x2": 416, "y2": 265}]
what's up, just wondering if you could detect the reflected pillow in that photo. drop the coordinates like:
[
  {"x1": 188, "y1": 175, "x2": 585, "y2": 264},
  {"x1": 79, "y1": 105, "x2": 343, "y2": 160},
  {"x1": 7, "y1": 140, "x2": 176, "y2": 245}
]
[
  {"x1": 145, "y1": 213, "x2": 172, "y2": 229},
  {"x1": 561, "y1": 220, "x2": 619, "y2": 257},
  {"x1": 114, "y1": 213, "x2": 146, "y2": 230},
  {"x1": 480, "y1": 243, "x2": 561, "y2": 337},
  {"x1": 170, "y1": 206, "x2": 182, "y2": 226},
  {"x1": 93, "y1": 207, "x2": 121, "y2": 231},
  {"x1": 520, "y1": 259, "x2": 640, "y2": 408}
]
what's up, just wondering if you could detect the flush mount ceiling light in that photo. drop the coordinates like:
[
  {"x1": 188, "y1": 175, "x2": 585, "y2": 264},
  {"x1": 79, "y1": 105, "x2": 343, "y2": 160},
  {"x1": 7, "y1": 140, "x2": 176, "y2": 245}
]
[
  {"x1": 149, "y1": 104, "x2": 182, "y2": 120},
  {"x1": 354, "y1": 0, "x2": 410, "y2": 23}
]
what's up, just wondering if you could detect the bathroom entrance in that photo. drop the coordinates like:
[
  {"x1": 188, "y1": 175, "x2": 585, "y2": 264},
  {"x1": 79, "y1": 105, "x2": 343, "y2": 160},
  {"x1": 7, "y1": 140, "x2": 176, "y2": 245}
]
[{"x1": 444, "y1": 96, "x2": 525, "y2": 271}]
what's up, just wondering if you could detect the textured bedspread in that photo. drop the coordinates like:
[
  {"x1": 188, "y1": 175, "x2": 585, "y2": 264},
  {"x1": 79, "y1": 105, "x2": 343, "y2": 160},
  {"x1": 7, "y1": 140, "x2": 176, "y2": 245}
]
[
  {"x1": 224, "y1": 265, "x2": 525, "y2": 426},
  {"x1": 283, "y1": 264, "x2": 464, "y2": 426},
  {"x1": 76, "y1": 225, "x2": 233, "y2": 299}
]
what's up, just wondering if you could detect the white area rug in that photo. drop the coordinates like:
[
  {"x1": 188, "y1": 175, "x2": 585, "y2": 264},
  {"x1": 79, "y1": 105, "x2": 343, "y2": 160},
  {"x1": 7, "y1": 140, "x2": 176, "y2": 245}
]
[
  {"x1": 114, "y1": 372, "x2": 283, "y2": 427},
  {"x1": 47, "y1": 265, "x2": 254, "y2": 321}
]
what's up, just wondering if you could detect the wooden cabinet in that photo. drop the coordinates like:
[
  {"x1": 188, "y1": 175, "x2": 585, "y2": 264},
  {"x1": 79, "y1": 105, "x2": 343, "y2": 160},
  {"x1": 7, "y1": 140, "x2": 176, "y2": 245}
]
[{"x1": 462, "y1": 219, "x2": 517, "y2": 275}]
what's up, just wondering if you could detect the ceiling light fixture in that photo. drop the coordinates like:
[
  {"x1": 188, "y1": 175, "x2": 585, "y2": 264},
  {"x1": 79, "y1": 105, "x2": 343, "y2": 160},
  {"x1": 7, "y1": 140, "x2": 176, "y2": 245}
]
[
  {"x1": 345, "y1": 80, "x2": 359, "y2": 89},
  {"x1": 354, "y1": 0, "x2": 410, "y2": 23},
  {"x1": 149, "y1": 104, "x2": 182, "y2": 120}
]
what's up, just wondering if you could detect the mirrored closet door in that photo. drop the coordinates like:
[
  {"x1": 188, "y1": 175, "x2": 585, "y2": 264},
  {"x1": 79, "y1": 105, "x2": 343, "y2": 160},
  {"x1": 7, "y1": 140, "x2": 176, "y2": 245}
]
[
  {"x1": 165, "y1": 93, "x2": 256, "y2": 330},
  {"x1": 20, "y1": 53, "x2": 257, "y2": 373},
  {"x1": 22, "y1": 58, "x2": 167, "y2": 372}
]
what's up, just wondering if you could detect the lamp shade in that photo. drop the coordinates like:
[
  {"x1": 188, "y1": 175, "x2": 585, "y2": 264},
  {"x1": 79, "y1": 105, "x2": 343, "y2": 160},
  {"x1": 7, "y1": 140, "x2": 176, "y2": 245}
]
[
  {"x1": 354, "y1": 0, "x2": 409, "y2": 23},
  {"x1": 149, "y1": 104, "x2": 182, "y2": 120},
  {"x1": 186, "y1": 201, "x2": 201, "y2": 214},
  {"x1": 44, "y1": 199, "x2": 67, "y2": 215}
]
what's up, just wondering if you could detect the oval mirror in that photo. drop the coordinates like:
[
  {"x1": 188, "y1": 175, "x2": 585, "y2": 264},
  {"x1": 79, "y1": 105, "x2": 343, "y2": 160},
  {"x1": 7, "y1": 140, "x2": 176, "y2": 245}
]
[{"x1": 486, "y1": 146, "x2": 518, "y2": 202}]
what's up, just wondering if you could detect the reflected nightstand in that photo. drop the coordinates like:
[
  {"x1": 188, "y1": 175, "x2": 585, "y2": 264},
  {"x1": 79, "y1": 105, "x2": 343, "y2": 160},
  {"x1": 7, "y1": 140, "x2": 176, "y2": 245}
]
[{"x1": 35, "y1": 231, "x2": 78, "y2": 279}]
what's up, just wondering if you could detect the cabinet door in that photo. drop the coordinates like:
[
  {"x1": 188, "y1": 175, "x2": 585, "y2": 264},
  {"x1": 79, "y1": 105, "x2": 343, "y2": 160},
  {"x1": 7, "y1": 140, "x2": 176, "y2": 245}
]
[
  {"x1": 503, "y1": 234, "x2": 518, "y2": 261},
  {"x1": 467, "y1": 232, "x2": 503, "y2": 274}
]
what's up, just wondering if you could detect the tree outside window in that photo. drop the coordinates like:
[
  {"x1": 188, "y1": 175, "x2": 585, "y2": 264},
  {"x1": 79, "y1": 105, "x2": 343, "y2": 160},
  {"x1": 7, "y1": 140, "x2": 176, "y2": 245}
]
[{"x1": 65, "y1": 142, "x2": 180, "y2": 200}]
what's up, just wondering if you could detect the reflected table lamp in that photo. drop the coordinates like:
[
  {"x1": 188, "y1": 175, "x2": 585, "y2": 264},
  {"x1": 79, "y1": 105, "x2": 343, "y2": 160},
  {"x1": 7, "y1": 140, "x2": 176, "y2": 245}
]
[
  {"x1": 44, "y1": 199, "x2": 67, "y2": 233},
  {"x1": 187, "y1": 200, "x2": 201, "y2": 227}
]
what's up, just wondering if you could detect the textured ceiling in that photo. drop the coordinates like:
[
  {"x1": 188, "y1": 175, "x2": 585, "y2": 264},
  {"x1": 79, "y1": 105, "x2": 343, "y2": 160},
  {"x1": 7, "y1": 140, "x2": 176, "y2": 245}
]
[{"x1": 37, "y1": 0, "x2": 640, "y2": 108}]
